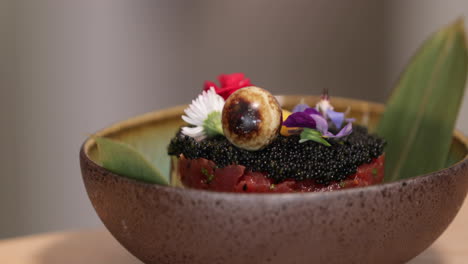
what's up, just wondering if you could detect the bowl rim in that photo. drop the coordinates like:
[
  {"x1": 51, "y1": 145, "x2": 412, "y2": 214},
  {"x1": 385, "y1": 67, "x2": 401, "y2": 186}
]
[{"x1": 80, "y1": 96, "x2": 468, "y2": 198}]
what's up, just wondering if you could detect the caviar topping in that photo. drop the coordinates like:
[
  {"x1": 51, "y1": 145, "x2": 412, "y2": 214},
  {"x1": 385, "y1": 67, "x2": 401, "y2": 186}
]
[{"x1": 168, "y1": 125, "x2": 385, "y2": 185}]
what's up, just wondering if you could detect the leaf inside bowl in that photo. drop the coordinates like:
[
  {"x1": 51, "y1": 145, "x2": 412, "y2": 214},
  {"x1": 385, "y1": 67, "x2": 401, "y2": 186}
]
[{"x1": 96, "y1": 137, "x2": 169, "y2": 185}]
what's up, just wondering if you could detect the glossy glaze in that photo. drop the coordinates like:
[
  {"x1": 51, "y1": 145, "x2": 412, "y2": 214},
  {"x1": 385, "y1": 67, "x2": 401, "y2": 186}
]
[{"x1": 222, "y1": 87, "x2": 282, "y2": 151}]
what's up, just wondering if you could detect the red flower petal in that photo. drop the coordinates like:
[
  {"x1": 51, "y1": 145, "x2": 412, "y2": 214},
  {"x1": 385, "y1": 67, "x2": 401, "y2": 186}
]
[
  {"x1": 203, "y1": 73, "x2": 253, "y2": 99},
  {"x1": 217, "y1": 86, "x2": 243, "y2": 100},
  {"x1": 237, "y1": 78, "x2": 251, "y2": 87},
  {"x1": 203, "y1": 81, "x2": 219, "y2": 92},
  {"x1": 219, "y1": 73, "x2": 246, "y2": 87}
]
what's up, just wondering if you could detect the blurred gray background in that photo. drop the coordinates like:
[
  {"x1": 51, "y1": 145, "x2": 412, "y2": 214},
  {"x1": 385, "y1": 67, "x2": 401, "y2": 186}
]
[{"x1": 1, "y1": 0, "x2": 468, "y2": 238}]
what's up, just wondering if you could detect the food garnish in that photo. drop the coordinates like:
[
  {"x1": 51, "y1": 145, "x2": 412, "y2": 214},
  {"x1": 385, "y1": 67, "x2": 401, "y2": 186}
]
[
  {"x1": 203, "y1": 73, "x2": 252, "y2": 100},
  {"x1": 283, "y1": 92, "x2": 353, "y2": 146},
  {"x1": 221, "y1": 86, "x2": 282, "y2": 151},
  {"x1": 181, "y1": 88, "x2": 225, "y2": 141},
  {"x1": 377, "y1": 19, "x2": 468, "y2": 182}
]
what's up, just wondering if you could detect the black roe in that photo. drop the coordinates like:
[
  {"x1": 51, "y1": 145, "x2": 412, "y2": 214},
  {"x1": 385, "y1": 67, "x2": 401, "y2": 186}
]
[{"x1": 167, "y1": 125, "x2": 386, "y2": 185}]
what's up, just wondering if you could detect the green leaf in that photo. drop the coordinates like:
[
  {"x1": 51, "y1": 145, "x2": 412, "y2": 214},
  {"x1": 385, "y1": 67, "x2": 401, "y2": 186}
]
[
  {"x1": 300, "y1": 128, "x2": 331, "y2": 146},
  {"x1": 377, "y1": 19, "x2": 468, "y2": 182},
  {"x1": 203, "y1": 111, "x2": 223, "y2": 137},
  {"x1": 96, "y1": 137, "x2": 169, "y2": 185}
]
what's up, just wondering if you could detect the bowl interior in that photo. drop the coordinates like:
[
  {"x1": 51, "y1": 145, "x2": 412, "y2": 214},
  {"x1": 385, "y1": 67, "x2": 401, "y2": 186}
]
[{"x1": 84, "y1": 95, "x2": 468, "y2": 182}]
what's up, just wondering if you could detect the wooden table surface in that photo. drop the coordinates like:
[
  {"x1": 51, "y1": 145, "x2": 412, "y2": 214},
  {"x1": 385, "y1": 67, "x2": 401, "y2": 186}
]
[{"x1": 1, "y1": 198, "x2": 467, "y2": 264}]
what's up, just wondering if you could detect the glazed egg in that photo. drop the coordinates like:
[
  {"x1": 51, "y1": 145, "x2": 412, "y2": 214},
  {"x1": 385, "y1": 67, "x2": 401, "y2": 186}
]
[{"x1": 222, "y1": 86, "x2": 282, "y2": 151}]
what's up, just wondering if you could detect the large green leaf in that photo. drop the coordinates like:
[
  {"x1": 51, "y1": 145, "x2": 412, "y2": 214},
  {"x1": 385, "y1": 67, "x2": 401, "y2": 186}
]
[
  {"x1": 378, "y1": 19, "x2": 468, "y2": 182},
  {"x1": 96, "y1": 137, "x2": 169, "y2": 185},
  {"x1": 113, "y1": 119, "x2": 182, "y2": 181}
]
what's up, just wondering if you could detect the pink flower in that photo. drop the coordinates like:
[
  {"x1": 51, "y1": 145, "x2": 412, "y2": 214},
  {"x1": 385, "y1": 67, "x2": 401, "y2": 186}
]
[{"x1": 203, "y1": 73, "x2": 252, "y2": 100}]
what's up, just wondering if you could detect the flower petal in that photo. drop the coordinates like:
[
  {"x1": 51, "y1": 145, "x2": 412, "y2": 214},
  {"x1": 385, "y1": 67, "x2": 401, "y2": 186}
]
[
  {"x1": 283, "y1": 107, "x2": 324, "y2": 129},
  {"x1": 217, "y1": 86, "x2": 243, "y2": 100},
  {"x1": 219, "y1": 73, "x2": 249, "y2": 87},
  {"x1": 316, "y1": 98, "x2": 333, "y2": 116},
  {"x1": 206, "y1": 73, "x2": 252, "y2": 99},
  {"x1": 309, "y1": 114, "x2": 328, "y2": 134},
  {"x1": 292, "y1": 103, "x2": 310, "y2": 113},
  {"x1": 324, "y1": 122, "x2": 353, "y2": 138},
  {"x1": 283, "y1": 111, "x2": 316, "y2": 128},
  {"x1": 335, "y1": 122, "x2": 353, "y2": 137},
  {"x1": 181, "y1": 88, "x2": 225, "y2": 141},
  {"x1": 326, "y1": 109, "x2": 345, "y2": 129},
  {"x1": 203, "y1": 81, "x2": 219, "y2": 92},
  {"x1": 182, "y1": 126, "x2": 206, "y2": 141},
  {"x1": 304, "y1": 107, "x2": 322, "y2": 116}
]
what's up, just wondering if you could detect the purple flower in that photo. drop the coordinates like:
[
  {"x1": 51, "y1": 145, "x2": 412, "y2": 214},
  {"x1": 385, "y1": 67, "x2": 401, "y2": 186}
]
[
  {"x1": 326, "y1": 109, "x2": 345, "y2": 129},
  {"x1": 325, "y1": 109, "x2": 355, "y2": 129},
  {"x1": 283, "y1": 107, "x2": 321, "y2": 129},
  {"x1": 309, "y1": 114, "x2": 353, "y2": 138},
  {"x1": 333, "y1": 122, "x2": 353, "y2": 137},
  {"x1": 284, "y1": 106, "x2": 353, "y2": 139}
]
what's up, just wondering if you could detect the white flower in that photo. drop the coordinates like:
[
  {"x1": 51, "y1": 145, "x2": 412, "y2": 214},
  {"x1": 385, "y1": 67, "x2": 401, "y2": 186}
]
[
  {"x1": 315, "y1": 97, "x2": 334, "y2": 117},
  {"x1": 181, "y1": 88, "x2": 225, "y2": 141},
  {"x1": 315, "y1": 92, "x2": 353, "y2": 129}
]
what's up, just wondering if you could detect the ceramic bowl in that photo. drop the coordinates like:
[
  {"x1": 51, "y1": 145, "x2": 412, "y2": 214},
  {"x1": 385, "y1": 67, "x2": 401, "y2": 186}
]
[{"x1": 80, "y1": 96, "x2": 468, "y2": 264}]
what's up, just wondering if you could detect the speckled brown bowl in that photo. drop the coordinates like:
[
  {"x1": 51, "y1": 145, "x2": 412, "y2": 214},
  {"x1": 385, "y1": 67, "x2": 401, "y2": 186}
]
[{"x1": 80, "y1": 96, "x2": 468, "y2": 264}]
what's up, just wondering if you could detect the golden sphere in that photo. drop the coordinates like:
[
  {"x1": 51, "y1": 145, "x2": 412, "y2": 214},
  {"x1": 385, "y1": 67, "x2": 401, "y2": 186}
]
[{"x1": 222, "y1": 86, "x2": 282, "y2": 151}]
